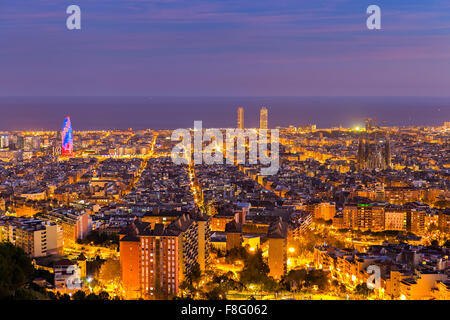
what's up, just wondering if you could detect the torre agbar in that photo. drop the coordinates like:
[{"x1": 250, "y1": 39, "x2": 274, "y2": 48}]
[{"x1": 61, "y1": 116, "x2": 73, "y2": 156}]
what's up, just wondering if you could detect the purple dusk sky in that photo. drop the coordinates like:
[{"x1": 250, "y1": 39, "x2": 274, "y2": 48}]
[{"x1": 0, "y1": 0, "x2": 449, "y2": 96}]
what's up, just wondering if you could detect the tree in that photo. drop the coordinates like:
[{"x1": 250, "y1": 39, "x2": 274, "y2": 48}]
[
  {"x1": 85, "y1": 291, "x2": 110, "y2": 300},
  {"x1": 283, "y1": 269, "x2": 307, "y2": 291},
  {"x1": 354, "y1": 283, "x2": 371, "y2": 297},
  {"x1": 434, "y1": 200, "x2": 450, "y2": 209},
  {"x1": 305, "y1": 269, "x2": 329, "y2": 290},
  {"x1": 179, "y1": 280, "x2": 196, "y2": 299},
  {"x1": 77, "y1": 230, "x2": 119, "y2": 247},
  {"x1": 58, "y1": 293, "x2": 71, "y2": 300},
  {"x1": 0, "y1": 242, "x2": 35, "y2": 298},
  {"x1": 33, "y1": 268, "x2": 53, "y2": 284},
  {"x1": 186, "y1": 262, "x2": 202, "y2": 285},
  {"x1": 282, "y1": 268, "x2": 329, "y2": 292},
  {"x1": 225, "y1": 247, "x2": 248, "y2": 264},
  {"x1": 203, "y1": 286, "x2": 226, "y2": 300},
  {"x1": 239, "y1": 249, "x2": 270, "y2": 287},
  {"x1": 98, "y1": 291, "x2": 110, "y2": 300},
  {"x1": 72, "y1": 290, "x2": 86, "y2": 300},
  {"x1": 13, "y1": 287, "x2": 48, "y2": 300},
  {"x1": 213, "y1": 273, "x2": 245, "y2": 292},
  {"x1": 178, "y1": 263, "x2": 204, "y2": 299},
  {"x1": 46, "y1": 290, "x2": 57, "y2": 300},
  {"x1": 430, "y1": 240, "x2": 439, "y2": 248},
  {"x1": 262, "y1": 277, "x2": 279, "y2": 292},
  {"x1": 98, "y1": 259, "x2": 121, "y2": 284},
  {"x1": 85, "y1": 293, "x2": 99, "y2": 300}
]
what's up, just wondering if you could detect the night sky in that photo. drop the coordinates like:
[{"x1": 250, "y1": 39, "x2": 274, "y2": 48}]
[{"x1": 1, "y1": 0, "x2": 449, "y2": 97}]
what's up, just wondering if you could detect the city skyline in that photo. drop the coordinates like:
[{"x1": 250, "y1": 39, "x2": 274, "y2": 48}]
[
  {"x1": 0, "y1": 96, "x2": 448, "y2": 131},
  {"x1": 0, "y1": 0, "x2": 449, "y2": 304},
  {"x1": 0, "y1": 122, "x2": 448, "y2": 301}
]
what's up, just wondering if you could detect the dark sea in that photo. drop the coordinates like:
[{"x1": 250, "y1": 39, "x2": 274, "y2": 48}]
[{"x1": 0, "y1": 96, "x2": 449, "y2": 131}]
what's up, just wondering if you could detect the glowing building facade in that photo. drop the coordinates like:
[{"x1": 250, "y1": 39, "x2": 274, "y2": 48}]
[
  {"x1": 260, "y1": 107, "x2": 268, "y2": 130},
  {"x1": 61, "y1": 116, "x2": 73, "y2": 156},
  {"x1": 237, "y1": 107, "x2": 244, "y2": 129}
]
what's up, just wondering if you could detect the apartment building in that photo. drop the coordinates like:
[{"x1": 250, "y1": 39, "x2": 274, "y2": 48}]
[
  {"x1": 267, "y1": 218, "x2": 288, "y2": 280},
  {"x1": 384, "y1": 205, "x2": 407, "y2": 231},
  {"x1": 343, "y1": 201, "x2": 385, "y2": 232},
  {"x1": 400, "y1": 270, "x2": 448, "y2": 300},
  {"x1": 0, "y1": 216, "x2": 62, "y2": 257},
  {"x1": 38, "y1": 209, "x2": 92, "y2": 246},
  {"x1": 120, "y1": 213, "x2": 210, "y2": 299}
]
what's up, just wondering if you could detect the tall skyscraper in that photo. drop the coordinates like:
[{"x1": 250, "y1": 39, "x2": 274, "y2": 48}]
[
  {"x1": 61, "y1": 116, "x2": 73, "y2": 157},
  {"x1": 237, "y1": 107, "x2": 244, "y2": 129},
  {"x1": 260, "y1": 107, "x2": 268, "y2": 130}
]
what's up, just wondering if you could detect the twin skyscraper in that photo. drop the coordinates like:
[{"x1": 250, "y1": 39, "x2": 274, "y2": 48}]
[{"x1": 237, "y1": 106, "x2": 268, "y2": 130}]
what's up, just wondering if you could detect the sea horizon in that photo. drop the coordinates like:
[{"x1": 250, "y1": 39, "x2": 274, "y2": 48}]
[{"x1": 0, "y1": 96, "x2": 449, "y2": 131}]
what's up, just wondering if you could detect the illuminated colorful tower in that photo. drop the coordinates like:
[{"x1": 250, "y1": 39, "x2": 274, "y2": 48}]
[{"x1": 61, "y1": 116, "x2": 73, "y2": 156}]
